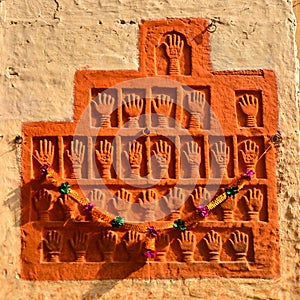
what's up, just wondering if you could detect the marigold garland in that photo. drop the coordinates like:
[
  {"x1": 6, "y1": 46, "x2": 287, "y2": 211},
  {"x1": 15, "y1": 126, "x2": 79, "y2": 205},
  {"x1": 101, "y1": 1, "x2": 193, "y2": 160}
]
[
  {"x1": 44, "y1": 165, "x2": 253, "y2": 232},
  {"x1": 35, "y1": 133, "x2": 281, "y2": 258}
]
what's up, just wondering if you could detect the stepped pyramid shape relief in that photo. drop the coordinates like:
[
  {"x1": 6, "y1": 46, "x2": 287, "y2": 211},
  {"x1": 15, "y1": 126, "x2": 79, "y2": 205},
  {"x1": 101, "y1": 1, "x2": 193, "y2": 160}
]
[{"x1": 21, "y1": 18, "x2": 280, "y2": 280}]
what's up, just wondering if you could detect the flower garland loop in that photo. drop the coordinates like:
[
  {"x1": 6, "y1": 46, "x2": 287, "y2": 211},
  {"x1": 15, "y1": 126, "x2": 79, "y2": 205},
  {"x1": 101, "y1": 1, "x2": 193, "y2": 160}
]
[{"x1": 36, "y1": 133, "x2": 281, "y2": 258}]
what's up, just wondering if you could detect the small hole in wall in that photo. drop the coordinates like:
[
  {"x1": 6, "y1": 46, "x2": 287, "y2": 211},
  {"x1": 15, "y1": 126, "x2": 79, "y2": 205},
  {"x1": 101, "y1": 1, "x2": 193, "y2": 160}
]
[
  {"x1": 130, "y1": 21, "x2": 136, "y2": 25},
  {"x1": 98, "y1": 20, "x2": 102, "y2": 25},
  {"x1": 120, "y1": 20, "x2": 126, "y2": 25}
]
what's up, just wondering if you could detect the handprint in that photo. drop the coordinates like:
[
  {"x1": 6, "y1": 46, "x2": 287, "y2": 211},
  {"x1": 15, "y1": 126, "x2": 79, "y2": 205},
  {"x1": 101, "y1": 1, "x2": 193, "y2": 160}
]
[
  {"x1": 204, "y1": 230, "x2": 222, "y2": 261},
  {"x1": 229, "y1": 230, "x2": 249, "y2": 261},
  {"x1": 123, "y1": 230, "x2": 143, "y2": 261},
  {"x1": 138, "y1": 189, "x2": 158, "y2": 220},
  {"x1": 35, "y1": 139, "x2": 55, "y2": 166},
  {"x1": 91, "y1": 93, "x2": 115, "y2": 127},
  {"x1": 211, "y1": 141, "x2": 230, "y2": 178},
  {"x1": 155, "y1": 233, "x2": 170, "y2": 262},
  {"x1": 112, "y1": 188, "x2": 132, "y2": 219},
  {"x1": 152, "y1": 140, "x2": 171, "y2": 179},
  {"x1": 183, "y1": 141, "x2": 201, "y2": 178},
  {"x1": 66, "y1": 139, "x2": 85, "y2": 179},
  {"x1": 162, "y1": 187, "x2": 185, "y2": 220},
  {"x1": 70, "y1": 231, "x2": 88, "y2": 262},
  {"x1": 187, "y1": 91, "x2": 206, "y2": 129},
  {"x1": 44, "y1": 230, "x2": 63, "y2": 262},
  {"x1": 238, "y1": 94, "x2": 259, "y2": 127},
  {"x1": 115, "y1": 188, "x2": 132, "y2": 202},
  {"x1": 123, "y1": 94, "x2": 144, "y2": 128},
  {"x1": 243, "y1": 188, "x2": 263, "y2": 221},
  {"x1": 89, "y1": 188, "x2": 105, "y2": 204},
  {"x1": 191, "y1": 186, "x2": 211, "y2": 208},
  {"x1": 98, "y1": 230, "x2": 118, "y2": 262},
  {"x1": 152, "y1": 95, "x2": 173, "y2": 127},
  {"x1": 96, "y1": 139, "x2": 113, "y2": 179},
  {"x1": 163, "y1": 33, "x2": 184, "y2": 75},
  {"x1": 88, "y1": 188, "x2": 106, "y2": 213},
  {"x1": 177, "y1": 231, "x2": 196, "y2": 262},
  {"x1": 33, "y1": 188, "x2": 55, "y2": 221},
  {"x1": 124, "y1": 141, "x2": 142, "y2": 179},
  {"x1": 59, "y1": 194, "x2": 82, "y2": 221},
  {"x1": 221, "y1": 193, "x2": 236, "y2": 221},
  {"x1": 240, "y1": 140, "x2": 259, "y2": 171}
]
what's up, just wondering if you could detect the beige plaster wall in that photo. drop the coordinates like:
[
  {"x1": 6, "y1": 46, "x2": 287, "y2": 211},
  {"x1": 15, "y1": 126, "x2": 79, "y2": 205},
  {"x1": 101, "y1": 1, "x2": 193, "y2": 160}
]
[{"x1": 0, "y1": 0, "x2": 299, "y2": 299}]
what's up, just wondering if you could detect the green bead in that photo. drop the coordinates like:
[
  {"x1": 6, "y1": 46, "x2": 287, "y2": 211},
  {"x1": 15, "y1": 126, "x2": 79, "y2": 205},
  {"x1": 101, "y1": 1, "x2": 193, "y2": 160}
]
[
  {"x1": 111, "y1": 215, "x2": 124, "y2": 227},
  {"x1": 173, "y1": 219, "x2": 186, "y2": 231},
  {"x1": 59, "y1": 182, "x2": 71, "y2": 194},
  {"x1": 226, "y1": 186, "x2": 238, "y2": 197}
]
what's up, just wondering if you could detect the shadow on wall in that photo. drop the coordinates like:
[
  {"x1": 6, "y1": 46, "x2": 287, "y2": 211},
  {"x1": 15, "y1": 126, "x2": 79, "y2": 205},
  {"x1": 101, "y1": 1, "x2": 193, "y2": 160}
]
[
  {"x1": 81, "y1": 263, "x2": 147, "y2": 299},
  {"x1": 81, "y1": 280, "x2": 122, "y2": 299},
  {"x1": 3, "y1": 188, "x2": 21, "y2": 227},
  {"x1": 81, "y1": 278, "x2": 134, "y2": 299}
]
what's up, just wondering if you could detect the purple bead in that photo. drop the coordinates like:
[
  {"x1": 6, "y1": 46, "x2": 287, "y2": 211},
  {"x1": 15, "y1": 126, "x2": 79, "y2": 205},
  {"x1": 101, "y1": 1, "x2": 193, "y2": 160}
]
[
  {"x1": 144, "y1": 249, "x2": 157, "y2": 258},
  {"x1": 83, "y1": 203, "x2": 95, "y2": 213},
  {"x1": 40, "y1": 165, "x2": 49, "y2": 176},
  {"x1": 244, "y1": 169, "x2": 255, "y2": 180},
  {"x1": 147, "y1": 226, "x2": 158, "y2": 238},
  {"x1": 196, "y1": 205, "x2": 209, "y2": 218}
]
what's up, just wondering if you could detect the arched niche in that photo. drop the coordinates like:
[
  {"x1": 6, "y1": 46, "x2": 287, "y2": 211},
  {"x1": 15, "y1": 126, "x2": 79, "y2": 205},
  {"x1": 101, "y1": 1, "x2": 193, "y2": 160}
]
[{"x1": 155, "y1": 31, "x2": 192, "y2": 76}]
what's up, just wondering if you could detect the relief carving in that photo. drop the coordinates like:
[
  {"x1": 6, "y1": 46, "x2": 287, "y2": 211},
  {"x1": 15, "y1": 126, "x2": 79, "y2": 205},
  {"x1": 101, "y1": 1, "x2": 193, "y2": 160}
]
[
  {"x1": 191, "y1": 186, "x2": 211, "y2": 217},
  {"x1": 152, "y1": 140, "x2": 171, "y2": 179},
  {"x1": 59, "y1": 194, "x2": 82, "y2": 222},
  {"x1": 123, "y1": 94, "x2": 144, "y2": 128},
  {"x1": 162, "y1": 187, "x2": 185, "y2": 221},
  {"x1": 243, "y1": 188, "x2": 263, "y2": 221},
  {"x1": 240, "y1": 140, "x2": 259, "y2": 173},
  {"x1": 98, "y1": 230, "x2": 118, "y2": 262},
  {"x1": 177, "y1": 231, "x2": 196, "y2": 262},
  {"x1": 238, "y1": 94, "x2": 259, "y2": 127},
  {"x1": 164, "y1": 34, "x2": 184, "y2": 75},
  {"x1": 183, "y1": 141, "x2": 201, "y2": 178},
  {"x1": 112, "y1": 188, "x2": 132, "y2": 219},
  {"x1": 155, "y1": 233, "x2": 170, "y2": 262},
  {"x1": 229, "y1": 231, "x2": 249, "y2": 262},
  {"x1": 152, "y1": 94, "x2": 173, "y2": 127},
  {"x1": 155, "y1": 30, "x2": 191, "y2": 76},
  {"x1": 187, "y1": 91, "x2": 206, "y2": 129},
  {"x1": 124, "y1": 141, "x2": 142, "y2": 179},
  {"x1": 70, "y1": 231, "x2": 89, "y2": 262},
  {"x1": 221, "y1": 194, "x2": 236, "y2": 221},
  {"x1": 33, "y1": 189, "x2": 55, "y2": 221},
  {"x1": 91, "y1": 93, "x2": 115, "y2": 127},
  {"x1": 35, "y1": 139, "x2": 55, "y2": 166},
  {"x1": 21, "y1": 18, "x2": 279, "y2": 280},
  {"x1": 204, "y1": 230, "x2": 222, "y2": 262},
  {"x1": 211, "y1": 141, "x2": 230, "y2": 178},
  {"x1": 123, "y1": 231, "x2": 144, "y2": 261},
  {"x1": 89, "y1": 189, "x2": 106, "y2": 209},
  {"x1": 44, "y1": 230, "x2": 63, "y2": 262},
  {"x1": 66, "y1": 139, "x2": 85, "y2": 179},
  {"x1": 96, "y1": 139, "x2": 114, "y2": 179},
  {"x1": 138, "y1": 189, "x2": 158, "y2": 220}
]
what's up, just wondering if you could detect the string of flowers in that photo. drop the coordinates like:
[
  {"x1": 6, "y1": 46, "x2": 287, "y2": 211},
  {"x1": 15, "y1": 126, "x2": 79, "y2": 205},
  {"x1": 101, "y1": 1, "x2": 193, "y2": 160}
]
[{"x1": 37, "y1": 132, "x2": 282, "y2": 258}]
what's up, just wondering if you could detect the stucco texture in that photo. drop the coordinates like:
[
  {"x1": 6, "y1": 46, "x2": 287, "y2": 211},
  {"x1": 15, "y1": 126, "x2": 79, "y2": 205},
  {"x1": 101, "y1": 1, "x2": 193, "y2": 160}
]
[{"x1": 0, "y1": 0, "x2": 299, "y2": 299}]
